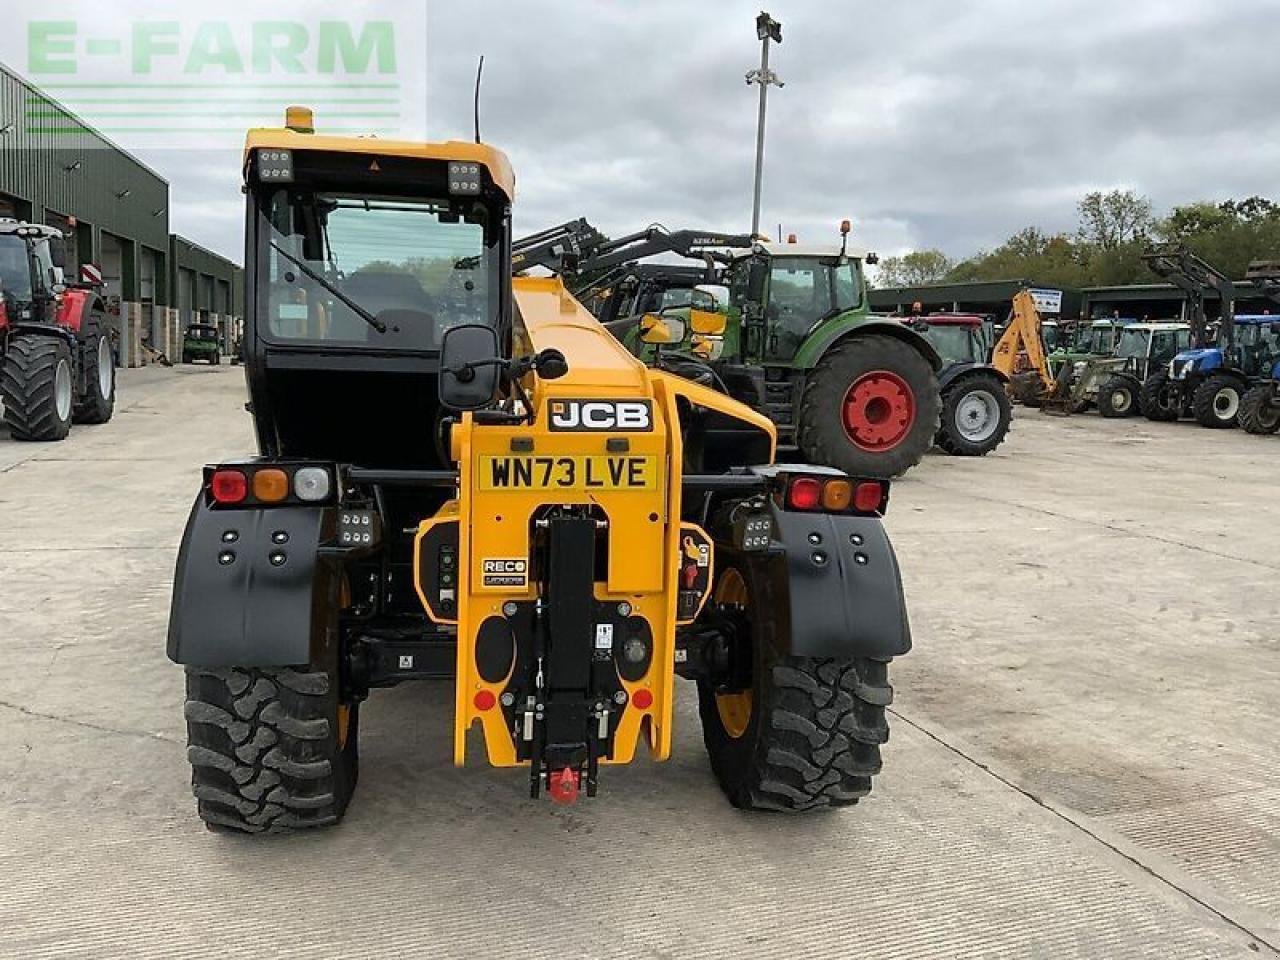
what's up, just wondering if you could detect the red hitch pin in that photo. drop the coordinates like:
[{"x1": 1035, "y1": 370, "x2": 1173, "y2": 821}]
[{"x1": 547, "y1": 766, "x2": 580, "y2": 806}]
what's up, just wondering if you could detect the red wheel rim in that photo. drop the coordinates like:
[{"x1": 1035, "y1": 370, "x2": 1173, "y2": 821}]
[{"x1": 842, "y1": 370, "x2": 917, "y2": 452}]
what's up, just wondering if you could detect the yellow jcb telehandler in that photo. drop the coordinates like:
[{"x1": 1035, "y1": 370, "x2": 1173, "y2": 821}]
[{"x1": 166, "y1": 109, "x2": 913, "y2": 831}]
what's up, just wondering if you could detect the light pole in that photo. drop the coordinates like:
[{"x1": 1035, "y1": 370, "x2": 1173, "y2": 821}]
[{"x1": 746, "y1": 11, "x2": 783, "y2": 237}]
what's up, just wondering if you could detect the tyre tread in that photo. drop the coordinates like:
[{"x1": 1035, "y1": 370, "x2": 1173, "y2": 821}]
[{"x1": 183, "y1": 666, "x2": 354, "y2": 834}]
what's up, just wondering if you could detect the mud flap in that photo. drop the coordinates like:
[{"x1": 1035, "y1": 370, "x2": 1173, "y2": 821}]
[
  {"x1": 167, "y1": 497, "x2": 338, "y2": 666},
  {"x1": 760, "y1": 506, "x2": 911, "y2": 659}
]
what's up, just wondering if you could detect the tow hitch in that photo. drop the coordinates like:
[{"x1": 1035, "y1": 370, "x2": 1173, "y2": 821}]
[{"x1": 547, "y1": 766, "x2": 582, "y2": 805}]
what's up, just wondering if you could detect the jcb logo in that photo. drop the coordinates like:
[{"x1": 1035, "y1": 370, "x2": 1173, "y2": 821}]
[{"x1": 548, "y1": 400, "x2": 652, "y2": 432}]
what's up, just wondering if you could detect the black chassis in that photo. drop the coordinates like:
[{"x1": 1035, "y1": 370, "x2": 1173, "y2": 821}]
[{"x1": 168, "y1": 463, "x2": 911, "y2": 694}]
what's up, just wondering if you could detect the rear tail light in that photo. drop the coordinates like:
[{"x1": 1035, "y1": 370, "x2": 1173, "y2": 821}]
[
  {"x1": 821, "y1": 479, "x2": 853, "y2": 511},
  {"x1": 207, "y1": 464, "x2": 334, "y2": 506},
  {"x1": 853, "y1": 480, "x2": 886, "y2": 513},
  {"x1": 293, "y1": 467, "x2": 332, "y2": 502},
  {"x1": 782, "y1": 474, "x2": 888, "y2": 516},
  {"x1": 252, "y1": 468, "x2": 289, "y2": 502},
  {"x1": 787, "y1": 477, "x2": 823, "y2": 510},
  {"x1": 210, "y1": 469, "x2": 248, "y2": 504}
]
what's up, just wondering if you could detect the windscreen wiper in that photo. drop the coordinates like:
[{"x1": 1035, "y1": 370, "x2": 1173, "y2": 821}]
[{"x1": 269, "y1": 241, "x2": 387, "y2": 334}]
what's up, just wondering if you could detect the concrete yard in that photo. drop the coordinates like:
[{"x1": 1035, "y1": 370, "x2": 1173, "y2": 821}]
[{"x1": 1, "y1": 365, "x2": 1276, "y2": 959}]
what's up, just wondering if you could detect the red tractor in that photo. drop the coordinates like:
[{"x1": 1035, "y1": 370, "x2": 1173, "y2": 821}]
[{"x1": 0, "y1": 220, "x2": 115, "y2": 441}]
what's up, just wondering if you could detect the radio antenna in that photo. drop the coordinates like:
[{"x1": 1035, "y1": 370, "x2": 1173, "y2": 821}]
[{"x1": 473, "y1": 55, "x2": 485, "y2": 143}]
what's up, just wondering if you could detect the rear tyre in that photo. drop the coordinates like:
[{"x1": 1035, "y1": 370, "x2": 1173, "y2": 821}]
[
  {"x1": 1141, "y1": 371, "x2": 1180, "y2": 422},
  {"x1": 798, "y1": 335, "x2": 939, "y2": 478},
  {"x1": 1192, "y1": 374, "x2": 1241, "y2": 428},
  {"x1": 698, "y1": 562, "x2": 892, "y2": 812},
  {"x1": 183, "y1": 665, "x2": 359, "y2": 834},
  {"x1": 212, "y1": 352, "x2": 221, "y2": 366},
  {"x1": 1239, "y1": 384, "x2": 1280, "y2": 435},
  {"x1": 936, "y1": 372, "x2": 1011, "y2": 456},
  {"x1": 1, "y1": 334, "x2": 74, "y2": 442},
  {"x1": 1098, "y1": 376, "x2": 1138, "y2": 418},
  {"x1": 73, "y1": 317, "x2": 116, "y2": 424}
]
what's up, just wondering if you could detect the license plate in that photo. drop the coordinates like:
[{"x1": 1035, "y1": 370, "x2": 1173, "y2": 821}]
[{"x1": 478, "y1": 455, "x2": 658, "y2": 491}]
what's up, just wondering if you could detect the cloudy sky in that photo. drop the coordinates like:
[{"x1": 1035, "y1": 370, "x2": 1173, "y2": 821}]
[{"x1": 14, "y1": 0, "x2": 1280, "y2": 265}]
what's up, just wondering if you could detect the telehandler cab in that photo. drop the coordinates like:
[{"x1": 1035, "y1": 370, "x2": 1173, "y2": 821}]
[{"x1": 166, "y1": 109, "x2": 914, "y2": 833}]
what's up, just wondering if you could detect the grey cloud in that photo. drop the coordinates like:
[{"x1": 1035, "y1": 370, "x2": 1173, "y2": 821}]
[{"x1": 129, "y1": 0, "x2": 1280, "y2": 264}]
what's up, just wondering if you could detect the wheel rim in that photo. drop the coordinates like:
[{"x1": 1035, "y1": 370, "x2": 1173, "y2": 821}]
[
  {"x1": 1111, "y1": 389, "x2": 1132, "y2": 413},
  {"x1": 955, "y1": 389, "x2": 999, "y2": 442},
  {"x1": 96, "y1": 336, "x2": 113, "y2": 398},
  {"x1": 1213, "y1": 387, "x2": 1240, "y2": 420},
  {"x1": 842, "y1": 370, "x2": 916, "y2": 452},
  {"x1": 54, "y1": 358, "x2": 72, "y2": 422},
  {"x1": 713, "y1": 568, "x2": 752, "y2": 740}
]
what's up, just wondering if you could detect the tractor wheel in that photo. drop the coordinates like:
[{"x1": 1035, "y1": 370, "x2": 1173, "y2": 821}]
[
  {"x1": 697, "y1": 562, "x2": 892, "y2": 812},
  {"x1": 183, "y1": 664, "x2": 359, "y2": 834},
  {"x1": 1239, "y1": 384, "x2": 1280, "y2": 435},
  {"x1": 1192, "y1": 374, "x2": 1242, "y2": 428},
  {"x1": 1141, "y1": 371, "x2": 1180, "y2": 422},
  {"x1": 1098, "y1": 376, "x2": 1138, "y2": 418},
  {"x1": 181, "y1": 352, "x2": 192, "y2": 365},
  {"x1": 73, "y1": 317, "x2": 116, "y2": 424},
  {"x1": 212, "y1": 352, "x2": 222, "y2": 366},
  {"x1": 798, "y1": 335, "x2": 939, "y2": 478},
  {"x1": 1, "y1": 334, "x2": 74, "y2": 442},
  {"x1": 936, "y1": 373, "x2": 1011, "y2": 456}
]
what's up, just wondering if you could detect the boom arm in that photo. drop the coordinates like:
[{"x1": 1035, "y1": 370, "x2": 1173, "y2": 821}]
[
  {"x1": 573, "y1": 225, "x2": 758, "y2": 276},
  {"x1": 1143, "y1": 244, "x2": 1236, "y2": 351},
  {"x1": 1246, "y1": 260, "x2": 1280, "y2": 307},
  {"x1": 510, "y1": 218, "x2": 607, "y2": 275},
  {"x1": 992, "y1": 289, "x2": 1055, "y2": 394}
]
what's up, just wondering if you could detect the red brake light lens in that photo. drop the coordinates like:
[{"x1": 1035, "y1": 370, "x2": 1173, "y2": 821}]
[
  {"x1": 853, "y1": 480, "x2": 885, "y2": 513},
  {"x1": 210, "y1": 469, "x2": 248, "y2": 504},
  {"x1": 787, "y1": 477, "x2": 823, "y2": 510}
]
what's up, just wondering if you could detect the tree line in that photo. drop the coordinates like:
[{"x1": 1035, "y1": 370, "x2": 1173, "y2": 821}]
[{"x1": 874, "y1": 191, "x2": 1280, "y2": 289}]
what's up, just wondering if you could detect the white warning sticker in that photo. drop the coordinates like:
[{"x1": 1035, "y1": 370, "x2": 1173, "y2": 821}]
[{"x1": 595, "y1": 623, "x2": 615, "y2": 650}]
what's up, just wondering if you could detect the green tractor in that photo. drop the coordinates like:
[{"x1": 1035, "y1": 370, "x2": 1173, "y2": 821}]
[
  {"x1": 181, "y1": 322, "x2": 222, "y2": 365},
  {"x1": 520, "y1": 222, "x2": 942, "y2": 477}
]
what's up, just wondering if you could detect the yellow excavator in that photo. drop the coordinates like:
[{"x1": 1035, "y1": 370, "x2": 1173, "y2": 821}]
[
  {"x1": 164, "y1": 108, "x2": 915, "y2": 831},
  {"x1": 992, "y1": 289, "x2": 1064, "y2": 406}
]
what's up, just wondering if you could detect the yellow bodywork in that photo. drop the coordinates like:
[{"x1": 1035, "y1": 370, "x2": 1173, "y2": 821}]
[
  {"x1": 993, "y1": 289, "x2": 1056, "y2": 394},
  {"x1": 414, "y1": 276, "x2": 775, "y2": 769}
]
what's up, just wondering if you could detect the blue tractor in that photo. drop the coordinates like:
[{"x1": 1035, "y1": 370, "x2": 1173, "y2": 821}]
[
  {"x1": 1140, "y1": 246, "x2": 1279, "y2": 428},
  {"x1": 1240, "y1": 260, "x2": 1280, "y2": 435}
]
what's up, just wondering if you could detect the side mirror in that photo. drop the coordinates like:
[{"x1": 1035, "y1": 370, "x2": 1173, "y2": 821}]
[
  {"x1": 47, "y1": 236, "x2": 68, "y2": 270},
  {"x1": 639, "y1": 313, "x2": 686, "y2": 345},
  {"x1": 694, "y1": 284, "x2": 729, "y2": 311},
  {"x1": 439, "y1": 324, "x2": 502, "y2": 411}
]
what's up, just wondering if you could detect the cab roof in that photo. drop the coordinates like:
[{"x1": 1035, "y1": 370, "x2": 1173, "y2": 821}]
[
  {"x1": 243, "y1": 124, "x2": 516, "y2": 201},
  {"x1": 0, "y1": 219, "x2": 62, "y2": 238},
  {"x1": 731, "y1": 241, "x2": 870, "y2": 260}
]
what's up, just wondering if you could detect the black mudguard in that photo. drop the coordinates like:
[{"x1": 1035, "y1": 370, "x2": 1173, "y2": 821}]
[
  {"x1": 761, "y1": 505, "x2": 911, "y2": 659},
  {"x1": 167, "y1": 497, "x2": 339, "y2": 667},
  {"x1": 938, "y1": 361, "x2": 1008, "y2": 393}
]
